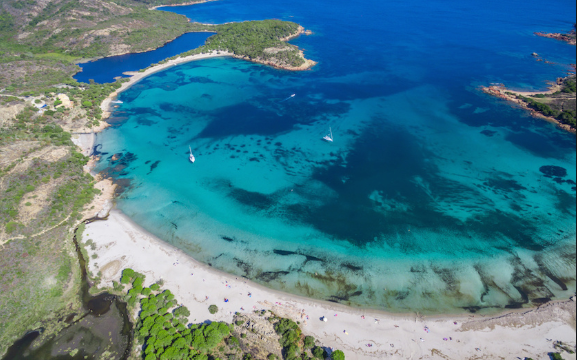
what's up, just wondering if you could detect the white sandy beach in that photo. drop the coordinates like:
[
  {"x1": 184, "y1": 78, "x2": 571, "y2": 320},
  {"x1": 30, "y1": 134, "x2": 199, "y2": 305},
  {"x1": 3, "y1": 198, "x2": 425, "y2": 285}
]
[
  {"x1": 83, "y1": 210, "x2": 576, "y2": 360},
  {"x1": 100, "y1": 51, "x2": 233, "y2": 119}
]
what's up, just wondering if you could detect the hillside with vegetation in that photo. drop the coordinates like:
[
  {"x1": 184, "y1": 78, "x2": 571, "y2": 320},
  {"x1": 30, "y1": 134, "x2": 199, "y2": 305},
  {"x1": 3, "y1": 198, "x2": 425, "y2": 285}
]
[
  {"x1": 0, "y1": 0, "x2": 203, "y2": 94},
  {"x1": 0, "y1": 102, "x2": 99, "y2": 353},
  {"x1": 142, "y1": 20, "x2": 313, "y2": 71}
]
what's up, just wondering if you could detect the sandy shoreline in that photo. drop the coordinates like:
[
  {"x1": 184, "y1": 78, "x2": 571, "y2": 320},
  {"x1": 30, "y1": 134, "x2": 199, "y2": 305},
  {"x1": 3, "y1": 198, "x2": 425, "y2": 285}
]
[
  {"x1": 150, "y1": 0, "x2": 217, "y2": 11},
  {"x1": 99, "y1": 51, "x2": 233, "y2": 121},
  {"x1": 82, "y1": 210, "x2": 576, "y2": 360}
]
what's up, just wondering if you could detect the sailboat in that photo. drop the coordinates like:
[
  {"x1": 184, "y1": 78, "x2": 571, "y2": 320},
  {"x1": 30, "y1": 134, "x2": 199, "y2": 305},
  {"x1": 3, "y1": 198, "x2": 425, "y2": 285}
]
[
  {"x1": 189, "y1": 146, "x2": 196, "y2": 163},
  {"x1": 323, "y1": 127, "x2": 334, "y2": 142}
]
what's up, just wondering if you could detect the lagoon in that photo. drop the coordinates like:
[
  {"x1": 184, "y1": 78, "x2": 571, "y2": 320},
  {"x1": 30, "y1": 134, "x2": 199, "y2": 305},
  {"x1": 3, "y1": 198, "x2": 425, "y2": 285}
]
[{"x1": 74, "y1": 32, "x2": 212, "y2": 84}]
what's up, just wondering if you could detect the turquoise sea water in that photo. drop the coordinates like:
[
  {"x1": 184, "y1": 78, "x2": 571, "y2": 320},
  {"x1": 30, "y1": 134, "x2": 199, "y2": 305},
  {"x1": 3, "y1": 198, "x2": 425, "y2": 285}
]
[{"x1": 94, "y1": 0, "x2": 576, "y2": 313}]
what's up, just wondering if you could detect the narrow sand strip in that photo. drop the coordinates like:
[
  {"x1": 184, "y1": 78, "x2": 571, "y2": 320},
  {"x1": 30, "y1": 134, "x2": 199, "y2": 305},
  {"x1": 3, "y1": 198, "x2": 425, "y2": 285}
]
[
  {"x1": 84, "y1": 211, "x2": 576, "y2": 360},
  {"x1": 100, "y1": 51, "x2": 233, "y2": 119}
]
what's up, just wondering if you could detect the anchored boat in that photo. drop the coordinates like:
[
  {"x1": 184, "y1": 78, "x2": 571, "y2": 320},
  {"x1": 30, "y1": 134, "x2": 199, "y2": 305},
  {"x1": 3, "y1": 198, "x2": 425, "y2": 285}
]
[
  {"x1": 323, "y1": 127, "x2": 334, "y2": 142},
  {"x1": 189, "y1": 146, "x2": 196, "y2": 163}
]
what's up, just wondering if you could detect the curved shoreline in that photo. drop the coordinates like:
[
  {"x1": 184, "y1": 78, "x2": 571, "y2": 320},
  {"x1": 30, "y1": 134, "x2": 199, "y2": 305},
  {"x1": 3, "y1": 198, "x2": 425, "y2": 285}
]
[
  {"x1": 150, "y1": 0, "x2": 217, "y2": 11},
  {"x1": 82, "y1": 210, "x2": 577, "y2": 360},
  {"x1": 99, "y1": 51, "x2": 233, "y2": 124}
]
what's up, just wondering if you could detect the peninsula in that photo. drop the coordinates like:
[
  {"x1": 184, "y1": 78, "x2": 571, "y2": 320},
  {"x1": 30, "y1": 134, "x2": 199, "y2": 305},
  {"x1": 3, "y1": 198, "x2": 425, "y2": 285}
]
[
  {"x1": 482, "y1": 24, "x2": 576, "y2": 133},
  {"x1": 482, "y1": 73, "x2": 576, "y2": 133}
]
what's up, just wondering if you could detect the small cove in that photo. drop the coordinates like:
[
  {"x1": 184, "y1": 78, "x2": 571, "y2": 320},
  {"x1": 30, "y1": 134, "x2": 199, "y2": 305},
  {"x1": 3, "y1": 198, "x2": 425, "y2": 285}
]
[{"x1": 74, "y1": 32, "x2": 213, "y2": 84}]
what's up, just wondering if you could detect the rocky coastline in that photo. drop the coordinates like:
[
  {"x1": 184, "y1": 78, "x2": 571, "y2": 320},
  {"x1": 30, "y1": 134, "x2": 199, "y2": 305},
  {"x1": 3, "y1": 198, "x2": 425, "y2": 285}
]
[
  {"x1": 535, "y1": 31, "x2": 577, "y2": 45},
  {"x1": 481, "y1": 79, "x2": 576, "y2": 134}
]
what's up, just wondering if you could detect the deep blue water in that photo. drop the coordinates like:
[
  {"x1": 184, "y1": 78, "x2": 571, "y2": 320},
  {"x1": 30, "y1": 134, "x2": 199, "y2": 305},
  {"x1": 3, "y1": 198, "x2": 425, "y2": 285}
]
[
  {"x1": 93, "y1": 0, "x2": 576, "y2": 313},
  {"x1": 74, "y1": 32, "x2": 212, "y2": 84}
]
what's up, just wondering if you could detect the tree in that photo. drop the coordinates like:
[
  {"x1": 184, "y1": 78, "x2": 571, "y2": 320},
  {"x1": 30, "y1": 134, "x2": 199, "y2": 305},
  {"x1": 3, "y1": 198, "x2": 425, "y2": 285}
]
[
  {"x1": 312, "y1": 347, "x2": 325, "y2": 359},
  {"x1": 174, "y1": 306, "x2": 191, "y2": 318},
  {"x1": 304, "y1": 336, "x2": 315, "y2": 349},
  {"x1": 331, "y1": 350, "x2": 345, "y2": 360},
  {"x1": 173, "y1": 337, "x2": 187, "y2": 349},
  {"x1": 133, "y1": 277, "x2": 144, "y2": 288},
  {"x1": 208, "y1": 305, "x2": 218, "y2": 314}
]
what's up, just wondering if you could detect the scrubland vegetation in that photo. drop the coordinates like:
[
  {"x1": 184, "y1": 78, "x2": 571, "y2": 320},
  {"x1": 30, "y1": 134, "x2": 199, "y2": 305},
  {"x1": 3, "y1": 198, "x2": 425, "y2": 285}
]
[{"x1": 116, "y1": 268, "x2": 345, "y2": 360}]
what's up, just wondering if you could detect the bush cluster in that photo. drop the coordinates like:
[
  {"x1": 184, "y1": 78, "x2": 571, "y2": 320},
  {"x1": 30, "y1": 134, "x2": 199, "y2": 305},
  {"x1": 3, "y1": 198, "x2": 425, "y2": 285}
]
[
  {"x1": 272, "y1": 317, "x2": 340, "y2": 360},
  {"x1": 518, "y1": 95, "x2": 576, "y2": 128},
  {"x1": 120, "y1": 269, "x2": 236, "y2": 360}
]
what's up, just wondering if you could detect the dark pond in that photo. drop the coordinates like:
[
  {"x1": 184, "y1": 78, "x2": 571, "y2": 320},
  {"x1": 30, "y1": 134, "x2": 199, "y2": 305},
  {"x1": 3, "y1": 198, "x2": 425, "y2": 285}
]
[{"x1": 2, "y1": 218, "x2": 132, "y2": 360}]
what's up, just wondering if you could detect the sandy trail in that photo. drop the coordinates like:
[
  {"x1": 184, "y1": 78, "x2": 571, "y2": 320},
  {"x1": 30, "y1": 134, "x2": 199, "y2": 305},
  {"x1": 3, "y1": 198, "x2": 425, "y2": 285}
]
[{"x1": 84, "y1": 211, "x2": 577, "y2": 360}]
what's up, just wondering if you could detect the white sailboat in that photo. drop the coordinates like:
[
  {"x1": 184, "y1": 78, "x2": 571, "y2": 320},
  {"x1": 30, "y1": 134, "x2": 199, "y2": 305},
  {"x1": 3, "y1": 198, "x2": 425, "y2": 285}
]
[
  {"x1": 189, "y1": 146, "x2": 196, "y2": 163},
  {"x1": 323, "y1": 127, "x2": 334, "y2": 142}
]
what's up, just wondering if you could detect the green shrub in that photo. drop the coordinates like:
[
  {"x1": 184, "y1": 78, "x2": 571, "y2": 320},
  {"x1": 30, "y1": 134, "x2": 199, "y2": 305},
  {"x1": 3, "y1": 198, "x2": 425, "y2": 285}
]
[
  {"x1": 122, "y1": 268, "x2": 135, "y2": 278},
  {"x1": 5, "y1": 221, "x2": 19, "y2": 234},
  {"x1": 549, "y1": 353, "x2": 564, "y2": 360},
  {"x1": 174, "y1": 306, "x2": 190, "y2": 318},
  {"x1": 331, "y1": 350, "x2": 345, "y2": 360},
  {"x1": 209, "y1": 305, "x2": 219, "y2": 315},
  {"x1": 304, "y1": 336, "x2": 315, "y2": 349},
  {"x1": 227, "y1": 336, "x2": 239, "y2": 347},
  {"x1": 312, "y1": 347, "x2": 325, "y2": 359},
  {"x1": 82, "y1": 100, "x2": 93, "y2": 107}
]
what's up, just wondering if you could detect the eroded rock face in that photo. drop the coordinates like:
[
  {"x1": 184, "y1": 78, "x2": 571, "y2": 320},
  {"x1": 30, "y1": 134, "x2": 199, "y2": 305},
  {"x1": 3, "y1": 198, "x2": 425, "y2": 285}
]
[
  {"x1": 232, "y1": 312, "x2": 283, "y2": 359},
  {"x1": 0, "y1": 103, "x2": 26, "y2": 127}
]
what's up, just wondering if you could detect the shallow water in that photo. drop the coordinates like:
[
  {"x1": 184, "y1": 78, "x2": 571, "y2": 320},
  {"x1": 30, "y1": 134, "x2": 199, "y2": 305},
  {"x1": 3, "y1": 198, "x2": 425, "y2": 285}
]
[{"x1": 94, "y1": 0, "x2": 576, "y2": 313}]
